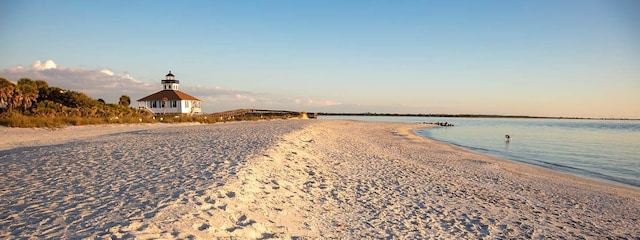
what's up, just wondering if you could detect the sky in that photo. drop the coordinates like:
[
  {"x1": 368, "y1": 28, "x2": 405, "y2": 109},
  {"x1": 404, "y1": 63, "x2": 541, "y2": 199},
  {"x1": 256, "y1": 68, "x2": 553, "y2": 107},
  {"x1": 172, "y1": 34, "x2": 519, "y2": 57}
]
[{"x1": 1, "y1": 0, "x2": 639, "y2": 118}]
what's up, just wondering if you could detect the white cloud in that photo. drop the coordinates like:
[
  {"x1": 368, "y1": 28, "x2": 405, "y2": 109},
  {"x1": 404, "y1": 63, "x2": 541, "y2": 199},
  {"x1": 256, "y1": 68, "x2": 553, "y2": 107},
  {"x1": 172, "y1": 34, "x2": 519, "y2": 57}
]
[
  {"x1": 100, "y1": 69, "x2": 114, "y2": 76},
  {"x1": 31, "y1": 60, "x2": 57, "y2": 70},
  {"x1": 0, "y1": 60, "x2": 343, "y2": 113}
]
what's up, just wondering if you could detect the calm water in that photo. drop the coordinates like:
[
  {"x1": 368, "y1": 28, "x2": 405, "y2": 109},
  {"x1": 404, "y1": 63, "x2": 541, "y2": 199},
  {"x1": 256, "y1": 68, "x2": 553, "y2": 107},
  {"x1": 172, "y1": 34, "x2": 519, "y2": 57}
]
[{"x1": 320, "y1": 116, "x2": 640, "y2": 188}]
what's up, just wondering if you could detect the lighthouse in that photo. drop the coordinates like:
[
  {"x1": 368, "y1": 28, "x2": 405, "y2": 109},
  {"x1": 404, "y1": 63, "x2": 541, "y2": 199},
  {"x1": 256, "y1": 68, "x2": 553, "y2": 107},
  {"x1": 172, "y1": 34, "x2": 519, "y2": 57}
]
[
  {"x1": 162, "y1": 71, "x2": 179, "y2": 90},
  {"x1": 137, "y1": 71, "x2": 202, "y2": 115}
]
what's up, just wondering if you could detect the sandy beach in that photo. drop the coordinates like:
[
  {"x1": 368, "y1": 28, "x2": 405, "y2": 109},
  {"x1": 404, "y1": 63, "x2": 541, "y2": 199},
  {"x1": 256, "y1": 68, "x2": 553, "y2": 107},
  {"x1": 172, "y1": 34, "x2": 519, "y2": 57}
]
[{"x1": 1, "y1": 120, "x2": 639, "y2": 239}]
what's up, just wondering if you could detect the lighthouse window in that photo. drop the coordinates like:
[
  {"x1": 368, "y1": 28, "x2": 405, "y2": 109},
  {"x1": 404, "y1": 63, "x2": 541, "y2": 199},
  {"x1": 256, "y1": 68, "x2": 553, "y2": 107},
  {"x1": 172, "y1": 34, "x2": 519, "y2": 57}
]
[{"x1": 172, "y1": 101, "x2": 177, "y2": 108}]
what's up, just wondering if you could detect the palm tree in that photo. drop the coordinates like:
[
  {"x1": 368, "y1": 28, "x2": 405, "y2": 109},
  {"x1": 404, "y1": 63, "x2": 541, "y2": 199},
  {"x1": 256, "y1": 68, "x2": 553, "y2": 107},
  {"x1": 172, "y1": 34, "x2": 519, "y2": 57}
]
[
  {"x1": 0, "y1": 78, "x2": 15, "y2": 112},
  {"x1": 119, "y1": 95, "x2": 131, "y2": 107},
  {"x1": 11, "y1": 88, "x2": 23, "y2": 113},
  {"x1": 33, "y1": 80, "x2": 49, "y2": 101},
  {"x1": 17, "y1": 78, "x2": 39, "y2": 112}
]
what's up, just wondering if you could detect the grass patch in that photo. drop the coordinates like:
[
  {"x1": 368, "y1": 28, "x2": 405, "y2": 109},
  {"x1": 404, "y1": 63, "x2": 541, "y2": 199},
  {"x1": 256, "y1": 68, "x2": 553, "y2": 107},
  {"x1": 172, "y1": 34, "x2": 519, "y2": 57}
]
[
  {"x1": 0, "y1": 113, "x2": 159, "y2": 128},
  {"x1": 1, "y1": 111, "x2": 308, "y2": 128}
]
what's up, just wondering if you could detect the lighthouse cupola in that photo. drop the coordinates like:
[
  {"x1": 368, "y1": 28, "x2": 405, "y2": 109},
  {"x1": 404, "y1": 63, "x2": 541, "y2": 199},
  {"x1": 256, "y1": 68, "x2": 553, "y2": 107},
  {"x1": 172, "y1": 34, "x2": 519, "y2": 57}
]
[{"x1": 161, "y1": 71, "x2": 180, "y2": 90}]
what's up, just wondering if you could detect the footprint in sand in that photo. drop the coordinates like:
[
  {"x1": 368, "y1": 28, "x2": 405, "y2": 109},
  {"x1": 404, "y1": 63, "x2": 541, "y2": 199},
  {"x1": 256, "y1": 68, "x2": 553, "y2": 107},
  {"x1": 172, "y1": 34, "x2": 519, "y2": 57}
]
[{"x1": 197, "y1": 223, "x2": 210, "y2": 231}]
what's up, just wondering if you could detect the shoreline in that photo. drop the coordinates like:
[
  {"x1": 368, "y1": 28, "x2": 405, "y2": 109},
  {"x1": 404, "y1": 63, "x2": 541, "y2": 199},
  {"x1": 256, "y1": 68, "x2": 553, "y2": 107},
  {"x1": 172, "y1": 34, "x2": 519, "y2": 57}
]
[
  {"x1": 2, "y1": 120, "x2": 638, "y2": 238},
  {"x1": 411, "y1": 125, "x2": 640, "y2": 192},
  {"x1": 407, "y1": 124, "x2": 640, "y2": 194}
]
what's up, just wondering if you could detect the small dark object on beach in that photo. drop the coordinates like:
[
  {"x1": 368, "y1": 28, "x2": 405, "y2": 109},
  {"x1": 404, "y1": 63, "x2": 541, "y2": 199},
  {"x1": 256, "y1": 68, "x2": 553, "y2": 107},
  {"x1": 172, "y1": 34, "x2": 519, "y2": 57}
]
[
  {"x1": 435, "y1": 122, "x2": 454, "y2": 127},
  {"x1": 420, "y1": 121, "x2": 454, "y2": 126}
]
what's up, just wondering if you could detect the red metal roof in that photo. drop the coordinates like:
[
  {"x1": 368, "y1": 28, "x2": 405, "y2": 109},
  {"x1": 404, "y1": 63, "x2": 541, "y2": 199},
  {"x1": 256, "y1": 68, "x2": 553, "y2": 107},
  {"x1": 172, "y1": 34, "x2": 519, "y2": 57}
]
[{"x1": 137, "y1": 90, "x2": 201, "y2": 101}]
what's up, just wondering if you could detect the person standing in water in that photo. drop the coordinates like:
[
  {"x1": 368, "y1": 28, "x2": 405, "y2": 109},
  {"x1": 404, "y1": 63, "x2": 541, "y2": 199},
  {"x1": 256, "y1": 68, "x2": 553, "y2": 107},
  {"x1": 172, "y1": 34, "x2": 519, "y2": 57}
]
[{"x1": 505, "y1": 134, "x2": 511, "y2": 142}]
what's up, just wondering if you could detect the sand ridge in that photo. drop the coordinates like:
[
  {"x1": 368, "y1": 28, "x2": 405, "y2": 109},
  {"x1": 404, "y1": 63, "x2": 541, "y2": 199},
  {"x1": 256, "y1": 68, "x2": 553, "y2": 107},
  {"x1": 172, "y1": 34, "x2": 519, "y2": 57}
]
[{"x1": 117, "y1": 126, "x2": 326, "y2": 239}]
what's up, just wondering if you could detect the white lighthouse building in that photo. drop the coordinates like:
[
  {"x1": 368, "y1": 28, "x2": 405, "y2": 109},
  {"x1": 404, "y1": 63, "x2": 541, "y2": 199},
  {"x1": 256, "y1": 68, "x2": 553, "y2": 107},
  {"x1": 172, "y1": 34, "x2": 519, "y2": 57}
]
[{"x1": 137, "y1": 71, "x2": 202, "y2": 115}]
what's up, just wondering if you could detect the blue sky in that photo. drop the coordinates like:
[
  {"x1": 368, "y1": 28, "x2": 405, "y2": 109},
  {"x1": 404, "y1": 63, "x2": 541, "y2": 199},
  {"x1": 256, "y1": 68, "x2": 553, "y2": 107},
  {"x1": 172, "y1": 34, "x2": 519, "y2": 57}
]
[{"x1": 1, "y1": 0, "x2": 639, "y2": 118}]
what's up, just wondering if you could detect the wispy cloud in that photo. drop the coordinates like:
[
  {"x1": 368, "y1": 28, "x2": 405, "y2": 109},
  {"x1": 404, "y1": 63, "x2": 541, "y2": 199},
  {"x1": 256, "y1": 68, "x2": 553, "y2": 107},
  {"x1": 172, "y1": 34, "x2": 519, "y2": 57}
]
[
  {"x1": 0, "y1": 60, "x2": 343, "y2": 113},
  {"x1": 294, "y1": 98, "x2": 341, "y2": 107}
]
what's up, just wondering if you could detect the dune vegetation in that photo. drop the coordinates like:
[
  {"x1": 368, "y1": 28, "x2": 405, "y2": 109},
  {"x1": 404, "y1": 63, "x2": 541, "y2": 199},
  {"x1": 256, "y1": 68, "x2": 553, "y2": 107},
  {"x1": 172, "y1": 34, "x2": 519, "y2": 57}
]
[{"x1": 0, "y1": 77, "x2": 160, "y2": 127}]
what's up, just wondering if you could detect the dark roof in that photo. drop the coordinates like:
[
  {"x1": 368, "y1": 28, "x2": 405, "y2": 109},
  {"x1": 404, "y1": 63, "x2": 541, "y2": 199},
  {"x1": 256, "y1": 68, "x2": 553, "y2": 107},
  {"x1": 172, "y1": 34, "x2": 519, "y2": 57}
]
[
  {"x1": 137, "y1": 90, "x2": 200, "y2": 101},
  {"x1": 166, "y1": 71, "x2": 174, "y2": 77}
]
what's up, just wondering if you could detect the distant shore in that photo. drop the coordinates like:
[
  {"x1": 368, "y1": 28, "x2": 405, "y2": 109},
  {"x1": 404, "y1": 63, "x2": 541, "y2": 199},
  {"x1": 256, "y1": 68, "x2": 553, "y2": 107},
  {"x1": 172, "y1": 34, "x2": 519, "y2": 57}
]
[
  {"x1": 318, "y1": 112, "x2": 640, "y2": 121},
  {"x1": 1, "y1": 120, "x2": 638, "y2": 238}
]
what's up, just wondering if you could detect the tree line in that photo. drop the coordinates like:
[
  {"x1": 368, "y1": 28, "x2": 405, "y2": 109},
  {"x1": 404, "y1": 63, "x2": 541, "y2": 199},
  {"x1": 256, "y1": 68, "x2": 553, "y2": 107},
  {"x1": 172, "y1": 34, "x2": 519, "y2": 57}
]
[{"x1": 1, "y1": 77, "x2": 152, "y2": 126}]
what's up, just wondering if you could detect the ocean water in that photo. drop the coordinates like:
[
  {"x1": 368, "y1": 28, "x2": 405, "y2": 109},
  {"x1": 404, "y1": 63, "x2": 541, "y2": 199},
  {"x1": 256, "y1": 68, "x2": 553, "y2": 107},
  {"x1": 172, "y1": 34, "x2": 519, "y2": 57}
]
[{"x1": 320, "y1": 116, "x2": 640, "y2": 188}]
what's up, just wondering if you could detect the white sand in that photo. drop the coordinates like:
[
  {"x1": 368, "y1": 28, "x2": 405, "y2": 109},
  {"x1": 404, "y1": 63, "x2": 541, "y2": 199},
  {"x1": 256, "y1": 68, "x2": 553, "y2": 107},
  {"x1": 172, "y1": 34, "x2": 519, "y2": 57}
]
[{"x1": 1, "y1": 120, "x2": 638, "y2": 239}]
